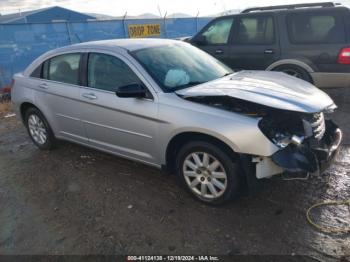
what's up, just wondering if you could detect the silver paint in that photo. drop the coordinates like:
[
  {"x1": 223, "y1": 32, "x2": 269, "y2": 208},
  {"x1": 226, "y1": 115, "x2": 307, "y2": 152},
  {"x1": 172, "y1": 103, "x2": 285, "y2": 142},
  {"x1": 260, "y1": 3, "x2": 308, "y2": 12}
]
[{"x1": 11, "y1": 39, "x2": 337, "y2": 178}]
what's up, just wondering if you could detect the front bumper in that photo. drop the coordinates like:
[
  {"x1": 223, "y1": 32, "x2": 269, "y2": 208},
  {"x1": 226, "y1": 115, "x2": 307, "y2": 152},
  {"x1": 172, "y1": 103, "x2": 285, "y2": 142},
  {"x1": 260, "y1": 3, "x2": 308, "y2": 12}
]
[{"x1": 271, "y1": 120, "x2": 342, "y2": 174}]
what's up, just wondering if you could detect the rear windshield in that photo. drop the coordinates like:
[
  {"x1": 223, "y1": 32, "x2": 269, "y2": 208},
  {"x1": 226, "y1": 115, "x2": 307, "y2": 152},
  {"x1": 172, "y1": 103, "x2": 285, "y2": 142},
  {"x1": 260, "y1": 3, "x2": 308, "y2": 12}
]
[{"x1": 287, "y1": 12, "x2": 346, "y2": 44}]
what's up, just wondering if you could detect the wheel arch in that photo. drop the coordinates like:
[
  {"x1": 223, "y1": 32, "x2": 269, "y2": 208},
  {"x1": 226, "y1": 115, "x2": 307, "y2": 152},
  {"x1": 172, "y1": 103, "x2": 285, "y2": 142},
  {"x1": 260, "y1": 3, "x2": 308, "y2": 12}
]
[
  {"x1": 164, "y1": 131, "x2": 240, "y2": 174},
  {"x1": 19, "y1": 102, "x2": 52, "y2": 130},
  {"x1": 266, "y1": 59, "x2": 315, "y2": 73},
  {"x1": 20, "y1": 102, "x2": 40, "y2": 122}
]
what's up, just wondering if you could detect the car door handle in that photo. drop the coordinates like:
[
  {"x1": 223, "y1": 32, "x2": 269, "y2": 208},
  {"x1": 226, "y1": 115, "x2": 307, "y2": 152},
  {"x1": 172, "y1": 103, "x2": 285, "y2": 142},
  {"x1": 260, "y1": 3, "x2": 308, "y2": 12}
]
[
  {"x1": 215, "y1": 49, "x2": 223, "y2": 54},
  {"x1": 82, "y1": 93, "x2": 97, "y2": 100},
  {"x1": 38, "y1": 83, "x2": 48, "y2": 89},
  {"x1": 264, "y1": 49, "x2": 275, "y2": 54}
]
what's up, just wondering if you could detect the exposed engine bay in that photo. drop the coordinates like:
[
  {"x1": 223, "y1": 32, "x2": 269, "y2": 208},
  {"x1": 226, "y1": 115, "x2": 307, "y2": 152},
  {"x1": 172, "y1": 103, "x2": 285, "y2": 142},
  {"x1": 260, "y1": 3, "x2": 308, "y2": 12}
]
[
  {"x1": 185, "y1": 95, "x2": 325, "y2": 141},
  {"x1": 183, "y1": 95, "x2": 342, "y2": 178}
]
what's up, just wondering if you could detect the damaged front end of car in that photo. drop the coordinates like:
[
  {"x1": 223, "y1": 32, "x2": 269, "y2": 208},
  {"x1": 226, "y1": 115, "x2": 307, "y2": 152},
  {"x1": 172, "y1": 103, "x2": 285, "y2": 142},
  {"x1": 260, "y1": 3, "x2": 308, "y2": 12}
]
[
  {"x1": 182, "y1": 95, "x2": 342, "y2": 179},
  {"x1": 258, "y1": 106, "x2": 342, "y2": 176},
  {"x1": 175, "y1": 71, "x2": 343, "y2": 179}
]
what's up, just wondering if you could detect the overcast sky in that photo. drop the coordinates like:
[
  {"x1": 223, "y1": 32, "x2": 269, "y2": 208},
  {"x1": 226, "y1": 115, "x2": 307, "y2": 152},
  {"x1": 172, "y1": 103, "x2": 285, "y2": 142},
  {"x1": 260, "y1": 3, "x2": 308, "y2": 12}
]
[{"x1": 1, "y1": 0, "x2": 350, "y2": 16}]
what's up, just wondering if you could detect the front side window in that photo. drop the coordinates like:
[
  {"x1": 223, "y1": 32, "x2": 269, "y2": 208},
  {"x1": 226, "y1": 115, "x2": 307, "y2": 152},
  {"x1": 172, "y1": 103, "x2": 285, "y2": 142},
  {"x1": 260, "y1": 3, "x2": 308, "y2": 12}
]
[
  {"x1": 236, "y1": 16, "x2": 274, "y2": 44},
  {"x1": 132, "y1": 43, "x2": 232, "y2": 92},
  {"x1": 199, "y1": 18, "x2": 234, "y2": 44},
  {"x1": 88, "y1": 53, "x2": 141, "y2": 92},
  {"x1": 44, "y1": 53, "x2": 81, "y2": 85},
  {"x1": 287, "y1": 12, "x2": 345, "y2": 44}
]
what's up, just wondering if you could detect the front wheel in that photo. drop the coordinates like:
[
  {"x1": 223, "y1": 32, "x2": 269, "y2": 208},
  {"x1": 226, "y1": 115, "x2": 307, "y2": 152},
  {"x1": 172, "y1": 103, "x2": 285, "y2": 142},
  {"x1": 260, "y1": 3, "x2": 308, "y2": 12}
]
[{"x1": 176, "y1": 141, "x2": 240, "y2": 205}]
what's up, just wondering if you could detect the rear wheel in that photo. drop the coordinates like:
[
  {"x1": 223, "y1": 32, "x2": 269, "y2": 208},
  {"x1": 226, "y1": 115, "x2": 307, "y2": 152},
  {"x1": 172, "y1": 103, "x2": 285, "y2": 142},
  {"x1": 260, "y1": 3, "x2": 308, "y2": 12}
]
[
  {"x1": 176, "y1": 141, "x2": 239, "y2": 205},
  {"x1": 25, "y1": 107, "x2": 56, "y2": 150},
  {"x1": 273, "y1": 64, "x2": 312, "y2": 83}
]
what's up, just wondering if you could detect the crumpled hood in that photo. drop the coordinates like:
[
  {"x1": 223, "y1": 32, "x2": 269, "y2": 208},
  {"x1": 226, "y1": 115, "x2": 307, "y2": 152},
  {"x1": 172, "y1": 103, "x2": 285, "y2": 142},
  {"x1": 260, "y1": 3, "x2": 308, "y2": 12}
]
[{"x1": 175, "y1": 70, "x2": 335, "y2": 113}]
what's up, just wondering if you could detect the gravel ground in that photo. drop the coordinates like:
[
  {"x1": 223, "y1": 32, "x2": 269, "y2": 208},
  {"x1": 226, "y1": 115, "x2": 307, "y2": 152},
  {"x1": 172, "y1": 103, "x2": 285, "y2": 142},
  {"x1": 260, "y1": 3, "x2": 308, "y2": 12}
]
[{"x1": 0, "y1": 88, "x2": 349, "y2": 261}]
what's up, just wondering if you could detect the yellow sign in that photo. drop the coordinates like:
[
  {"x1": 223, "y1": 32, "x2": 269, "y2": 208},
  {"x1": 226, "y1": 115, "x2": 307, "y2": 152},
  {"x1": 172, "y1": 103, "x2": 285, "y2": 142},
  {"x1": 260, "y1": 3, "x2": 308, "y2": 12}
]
[{"x1": 128, "y1": 24, "x2": 161, "y2": 38}]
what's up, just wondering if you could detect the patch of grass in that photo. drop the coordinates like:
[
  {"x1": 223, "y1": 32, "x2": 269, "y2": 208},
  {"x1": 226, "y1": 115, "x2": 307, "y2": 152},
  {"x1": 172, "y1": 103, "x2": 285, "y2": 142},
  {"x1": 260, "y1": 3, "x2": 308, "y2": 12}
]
[{"x1": 0, "y1": 101, "x2": 12, "y2": 114}]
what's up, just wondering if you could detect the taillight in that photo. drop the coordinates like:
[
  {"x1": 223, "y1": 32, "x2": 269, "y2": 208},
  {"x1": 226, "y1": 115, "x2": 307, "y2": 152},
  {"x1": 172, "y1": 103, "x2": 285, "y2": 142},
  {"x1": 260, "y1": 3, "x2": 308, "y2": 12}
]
[
  {"x1": 337, "y1": 47, "x2": 350, "y2": 64},
  {"x1": 2, "y1": 79, "x2": 14, "y2": 94}
]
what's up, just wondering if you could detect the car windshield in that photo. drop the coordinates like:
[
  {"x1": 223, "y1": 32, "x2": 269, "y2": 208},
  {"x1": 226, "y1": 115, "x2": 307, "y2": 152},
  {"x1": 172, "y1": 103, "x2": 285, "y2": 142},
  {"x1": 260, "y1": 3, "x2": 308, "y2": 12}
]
[{"x1": 131, "y1": 43, "x2": 233, "y2": 92}]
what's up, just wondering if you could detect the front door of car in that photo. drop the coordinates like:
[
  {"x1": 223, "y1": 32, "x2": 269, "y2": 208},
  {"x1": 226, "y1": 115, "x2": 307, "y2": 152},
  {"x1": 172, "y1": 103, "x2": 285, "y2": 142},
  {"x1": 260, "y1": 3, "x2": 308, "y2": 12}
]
[
  {"x1": 191, "y1": 16, "x2": 235, "y2": 67},
  {"x1": 32, "y1": 53, "x2": 87, "y2": 143},
  {"x1": 79, "y1": 52, "x2": 159, "y2": 164},
  {"x1": 228, "y1": 14, "x2": 281, "y2": 70}
]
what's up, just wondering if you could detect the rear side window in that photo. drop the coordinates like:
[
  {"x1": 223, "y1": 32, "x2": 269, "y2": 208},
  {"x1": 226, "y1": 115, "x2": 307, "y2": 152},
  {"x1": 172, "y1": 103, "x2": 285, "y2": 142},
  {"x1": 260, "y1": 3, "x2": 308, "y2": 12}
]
[
  {"x1": 200, "y1": 18, "x2": 234, "y2": 44},
  {"x1": 287, "y1": 13, "x2": 345, "y2": 44},
  {"x1": 87, "y1": 53, "x2": 141, "y2": 92},
  {"x1": 30, "y1": 64, "x2": 42, "y2": 78},
  {"x1": 44, "y1": 53, "x2": 81, "y2": 85},
  {"x1": 236, "y1": 16, "x2": 275, "y2": 44}
]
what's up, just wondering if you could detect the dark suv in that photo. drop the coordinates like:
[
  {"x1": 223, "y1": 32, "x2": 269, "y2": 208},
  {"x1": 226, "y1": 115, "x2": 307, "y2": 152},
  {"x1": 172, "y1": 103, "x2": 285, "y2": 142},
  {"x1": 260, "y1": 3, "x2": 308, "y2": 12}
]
[{"x1": 189, "y1": 2, "x2": 350, "y2": 88}]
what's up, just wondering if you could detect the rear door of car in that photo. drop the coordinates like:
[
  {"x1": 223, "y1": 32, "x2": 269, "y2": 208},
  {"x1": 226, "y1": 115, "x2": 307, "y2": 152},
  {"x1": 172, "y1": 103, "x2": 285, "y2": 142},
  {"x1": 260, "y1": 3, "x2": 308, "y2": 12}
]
[
  {"x1": 228, "y1": 12, "x2": 281, "y2": 70},
  {"x1": 29, "y1": 52, "x2": 87, "y2": 143},
  {"x1": 78, "y1": 51, "x2": 159, "y2": 165},
  {"x1": 281, "y1": 8, "x2": 348, "y2": 73}
]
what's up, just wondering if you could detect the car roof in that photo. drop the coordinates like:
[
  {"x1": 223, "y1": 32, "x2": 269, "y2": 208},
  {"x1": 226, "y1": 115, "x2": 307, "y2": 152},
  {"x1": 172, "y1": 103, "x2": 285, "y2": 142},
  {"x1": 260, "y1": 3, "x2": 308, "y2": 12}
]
[
  {"x1": 216, "y1": 5, "x2": 348, "y2": 19},
  {"x1": 68, "y1": 38, "x2": 181, "y2": 52},
  {"x1": 23, "y1": 38, "x2": 185, "y2": 76}
]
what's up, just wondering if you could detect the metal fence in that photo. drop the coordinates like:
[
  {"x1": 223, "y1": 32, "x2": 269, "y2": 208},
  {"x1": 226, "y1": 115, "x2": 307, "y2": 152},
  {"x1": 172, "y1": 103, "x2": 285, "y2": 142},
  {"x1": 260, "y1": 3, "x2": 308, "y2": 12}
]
[{"x1": 0, "y1": 17, "x2": 212, "y2": 89}]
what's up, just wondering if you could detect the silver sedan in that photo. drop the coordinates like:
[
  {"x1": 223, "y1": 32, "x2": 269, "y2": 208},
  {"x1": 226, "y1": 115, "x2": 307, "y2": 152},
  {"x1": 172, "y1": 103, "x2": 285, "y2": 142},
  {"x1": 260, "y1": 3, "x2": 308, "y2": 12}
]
[{"x1": 11, "y1": 39, "x2": 342, "y2": 205}]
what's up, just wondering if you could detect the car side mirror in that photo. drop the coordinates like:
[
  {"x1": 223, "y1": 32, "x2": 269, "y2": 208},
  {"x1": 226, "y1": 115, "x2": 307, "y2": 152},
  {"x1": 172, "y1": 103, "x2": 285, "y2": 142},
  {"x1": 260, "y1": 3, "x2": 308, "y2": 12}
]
[
  {"x1": 192, "y1": 35, "x2": 207, "y2": 46},
  {"x1": 115, "y1": 83, "x2": 147, "y2": 98}
]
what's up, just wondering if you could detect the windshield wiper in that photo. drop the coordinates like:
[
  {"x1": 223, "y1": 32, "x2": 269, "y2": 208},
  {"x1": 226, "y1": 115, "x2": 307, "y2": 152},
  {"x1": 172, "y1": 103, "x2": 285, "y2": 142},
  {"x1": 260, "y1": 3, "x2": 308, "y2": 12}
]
[
  {"x1": 169, "y1": 81, "x2": 204, "y2": 92},
  {"x1": 220, "y1": 72, "x2": 232, "y2": 78},
  {"x1": 177, "y1": 81, "x2": 203, "y2": 89}
]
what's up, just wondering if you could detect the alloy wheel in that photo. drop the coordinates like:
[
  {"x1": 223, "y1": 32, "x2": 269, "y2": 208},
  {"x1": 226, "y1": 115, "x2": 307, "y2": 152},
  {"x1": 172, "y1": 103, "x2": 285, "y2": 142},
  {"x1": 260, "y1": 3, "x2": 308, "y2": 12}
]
[
  {"x1": 182, "y1": 152, "x2": 228, "y2": 200},
  {"x1": 28, "y1": 114, "x2": 47, "y2": 145}
]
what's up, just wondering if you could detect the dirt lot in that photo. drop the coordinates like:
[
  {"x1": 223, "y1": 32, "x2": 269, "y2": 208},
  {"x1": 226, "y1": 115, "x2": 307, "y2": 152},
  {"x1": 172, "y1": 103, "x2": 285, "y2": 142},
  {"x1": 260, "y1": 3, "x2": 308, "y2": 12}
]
[{"x1": 0, "y1": 89, "x2": 349, "y2": 261}]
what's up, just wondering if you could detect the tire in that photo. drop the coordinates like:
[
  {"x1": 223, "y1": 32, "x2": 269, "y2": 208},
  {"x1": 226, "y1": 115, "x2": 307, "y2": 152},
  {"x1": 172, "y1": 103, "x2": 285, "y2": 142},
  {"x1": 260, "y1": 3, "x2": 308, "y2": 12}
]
[
  {"x1": 273, "y1": 64, "x2": 312, "y2": 83},
  {"x1": 175, "y1": 141, "x2": 240, "y2": 205},
  {"x1": 24, "y1": 107, "x2": 56, "y2": 150}
]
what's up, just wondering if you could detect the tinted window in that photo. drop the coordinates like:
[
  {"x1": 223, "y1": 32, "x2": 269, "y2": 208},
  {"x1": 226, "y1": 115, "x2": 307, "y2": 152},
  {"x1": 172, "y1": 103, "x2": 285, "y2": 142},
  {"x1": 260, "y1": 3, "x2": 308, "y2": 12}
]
[
  {"x1": 199, "y1": 18, "x2": 234, "y2": 44},
  {"x1": 30, "y1": 64, "x2": 42, "y2": 78},
  {"x1": 88, "y1": 53, "x2": 141, "y2": 92},
  {"x1": 287, "y1": 13, "x2": 345, "y2": 44},
  {"x1": 236, "y1": 16, "x2": 274, "y2": 44},
  {"x1": 43, "y1": 60, "x2": 49, "y2": 80},
  {"x1": 44, "y1": 53, "x2": 81, "y2": 85}
]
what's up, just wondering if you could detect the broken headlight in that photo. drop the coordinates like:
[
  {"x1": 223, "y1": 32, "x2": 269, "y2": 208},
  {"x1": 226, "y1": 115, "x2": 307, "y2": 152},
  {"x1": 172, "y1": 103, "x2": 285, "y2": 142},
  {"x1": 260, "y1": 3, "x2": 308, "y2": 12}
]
[
  {"x1": 268, "y1": 132, "x2": 304, "y2": 148},
  {"x1": 258, "y1": 115, "x2": 305, "y2": 148},
  {"x1": 273, "y1": 133, "x2": 291, "y2": 148}
]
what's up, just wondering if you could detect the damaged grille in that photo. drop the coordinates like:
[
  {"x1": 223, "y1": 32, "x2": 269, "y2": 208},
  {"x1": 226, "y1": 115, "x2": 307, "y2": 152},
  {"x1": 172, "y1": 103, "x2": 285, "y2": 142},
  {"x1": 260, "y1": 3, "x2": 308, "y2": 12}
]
[{"x1": 305, "y1": 113, "x2": 326, "y2": 140}]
